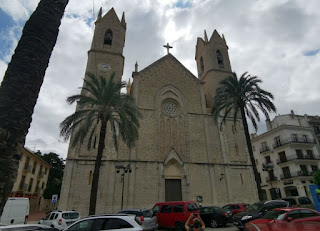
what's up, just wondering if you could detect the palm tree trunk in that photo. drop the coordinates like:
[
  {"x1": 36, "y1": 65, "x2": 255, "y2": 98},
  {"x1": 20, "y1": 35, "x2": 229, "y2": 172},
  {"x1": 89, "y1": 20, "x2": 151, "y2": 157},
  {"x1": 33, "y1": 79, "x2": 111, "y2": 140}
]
[
  {"x1": 89, "y1": 120, "x2": 107, "y2": 215},
  {"x1": 240, "y1": 107, "x2": 263, "y2": 201},
  {"x1": 0, "y1": 0, "x2": 69, "y2": 214}
]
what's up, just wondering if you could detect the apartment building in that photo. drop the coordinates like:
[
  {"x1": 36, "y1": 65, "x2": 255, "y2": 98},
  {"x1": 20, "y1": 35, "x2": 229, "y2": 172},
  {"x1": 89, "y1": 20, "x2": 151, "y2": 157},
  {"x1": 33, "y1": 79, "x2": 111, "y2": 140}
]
[
  {"x1": 10, "y1": 147, "x2": 51, "y2": 212},
  {"x1": 251, "y1": 111, "x2": 320, "y2": 200}
]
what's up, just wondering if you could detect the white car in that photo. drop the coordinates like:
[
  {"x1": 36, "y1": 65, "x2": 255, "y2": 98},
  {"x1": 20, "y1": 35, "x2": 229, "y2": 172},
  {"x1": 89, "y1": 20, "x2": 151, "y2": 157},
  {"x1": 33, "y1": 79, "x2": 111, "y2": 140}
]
[
  {"x1": 0, "y1": 224, "x2": 57, "y2": 231},
  {"x1": 39, "y1": 211, "x2": 80, "y2": 230},
  {"x1": 118, "y1": 209, "x2": 158, "y2": 231},
  {"x1": 63, "y1": 214, "x2": 144, "y2": 231}
]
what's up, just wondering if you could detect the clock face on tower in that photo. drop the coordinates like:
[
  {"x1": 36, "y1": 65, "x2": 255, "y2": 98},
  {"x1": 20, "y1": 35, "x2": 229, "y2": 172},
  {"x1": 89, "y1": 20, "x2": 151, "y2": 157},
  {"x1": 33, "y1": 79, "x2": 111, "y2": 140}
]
[{"x1": 99, "y1": 63, "x2": 110, "y2": 72}]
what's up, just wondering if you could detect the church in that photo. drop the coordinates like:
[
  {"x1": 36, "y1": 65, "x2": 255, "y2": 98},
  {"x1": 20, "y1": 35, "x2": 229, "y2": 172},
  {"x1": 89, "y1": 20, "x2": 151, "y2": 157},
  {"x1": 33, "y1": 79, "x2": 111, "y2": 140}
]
[{"x1": 59, "y1": 7, "x2": 259, "y2": 216}]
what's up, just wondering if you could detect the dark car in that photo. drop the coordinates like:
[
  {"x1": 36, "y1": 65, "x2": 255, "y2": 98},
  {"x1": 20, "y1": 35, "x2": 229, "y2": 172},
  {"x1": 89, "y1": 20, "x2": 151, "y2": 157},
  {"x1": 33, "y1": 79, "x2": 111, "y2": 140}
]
[
  {"x1": 233, "y1": 200, "x2": 289, "y2": 230},
  {"x1": 0, "y1": 224, "x2": 58, "y2": 231},
  {"x1": 223, "y1": 203, "x2": 249, "y2": 215},
  {"x1": 199, "y1": 206, "x2": 232, "y2": 228}
]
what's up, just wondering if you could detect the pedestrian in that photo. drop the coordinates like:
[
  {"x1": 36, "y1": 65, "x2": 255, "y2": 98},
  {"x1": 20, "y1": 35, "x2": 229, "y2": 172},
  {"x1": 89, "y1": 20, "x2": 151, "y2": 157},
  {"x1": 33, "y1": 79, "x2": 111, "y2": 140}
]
[{"x1": 185, "y1": 213, "x2": 205, "y2": 231}]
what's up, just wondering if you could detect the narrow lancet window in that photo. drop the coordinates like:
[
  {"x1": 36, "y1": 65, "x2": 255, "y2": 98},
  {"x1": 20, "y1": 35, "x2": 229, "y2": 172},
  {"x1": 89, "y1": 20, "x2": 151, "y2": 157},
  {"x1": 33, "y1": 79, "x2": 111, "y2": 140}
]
[
  {"x1": 104, "y1": 29, "x2": 113, "y2": 45},
  {"x1": 216, "y1": 50, "x2": 224, "y2": 68},
  {"x1": 200, "y1": 57, "x2": 204, "y2": 72}
]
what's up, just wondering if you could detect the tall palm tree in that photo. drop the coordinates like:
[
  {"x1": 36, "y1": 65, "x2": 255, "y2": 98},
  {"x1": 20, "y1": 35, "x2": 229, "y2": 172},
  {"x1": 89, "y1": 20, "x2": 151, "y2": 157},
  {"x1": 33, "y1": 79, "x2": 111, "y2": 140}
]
[
  {"x1": 60, "y1": 72, "x2": 141, "y2": 215},
  {"x1": 0, "y1": 0, "x2": 69, "y2": 214},
  {"x1": 212, "y1": 72, "x2": 276, "y2": 201}
]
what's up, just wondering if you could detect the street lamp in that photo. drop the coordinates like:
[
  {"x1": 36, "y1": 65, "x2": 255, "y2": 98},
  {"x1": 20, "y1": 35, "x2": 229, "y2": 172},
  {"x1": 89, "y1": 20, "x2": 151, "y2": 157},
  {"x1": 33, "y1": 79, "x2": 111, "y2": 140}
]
[
  {"x1": 115, "y1": 164, "x2": 132, "y2": 210},
  {"x1": 262, "y1": 162, "x2": 278, "y2": 199}
]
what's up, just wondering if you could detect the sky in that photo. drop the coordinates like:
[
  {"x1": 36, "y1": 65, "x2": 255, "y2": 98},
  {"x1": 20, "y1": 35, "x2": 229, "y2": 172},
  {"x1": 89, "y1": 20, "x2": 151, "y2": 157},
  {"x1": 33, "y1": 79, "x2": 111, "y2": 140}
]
[{"x1": 0, "y1": 0, "x2": 320, "y2": 159}]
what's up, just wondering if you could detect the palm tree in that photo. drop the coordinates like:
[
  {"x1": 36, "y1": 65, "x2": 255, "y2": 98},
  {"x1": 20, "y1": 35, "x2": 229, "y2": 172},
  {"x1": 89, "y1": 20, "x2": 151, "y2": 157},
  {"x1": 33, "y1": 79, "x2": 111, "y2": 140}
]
[
  {"x1": 0, "y1": 0, "x2": 69, "y2": 214},
  {"x1": 212, "y1": 72, "x2": 276, "y2": 201},
  {"x1": 60, "y1": 72, "x2": 141, "y2": 215}
]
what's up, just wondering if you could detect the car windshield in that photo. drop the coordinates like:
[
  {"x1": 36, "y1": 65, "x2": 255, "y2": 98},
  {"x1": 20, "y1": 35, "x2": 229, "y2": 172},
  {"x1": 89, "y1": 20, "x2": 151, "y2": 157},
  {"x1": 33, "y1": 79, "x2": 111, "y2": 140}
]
[
  {"x1": 62, "y1": 212, "x2": 79, "y2": 219},
  {"x1": 187, "y1": 203, "x2": 198, "y2": 212},
  {"x1": 263, "y1": 210, "x2": 287, "y2": 220},
  {"x1": 142, "y1": 210, "x2": 153, "y2": 217},
  {"x1": 212, "y1": 206, "x2": 225, "y2": 213},
  {"x1": 245, "y1": 202, "x2": 264, "y2": 212}
]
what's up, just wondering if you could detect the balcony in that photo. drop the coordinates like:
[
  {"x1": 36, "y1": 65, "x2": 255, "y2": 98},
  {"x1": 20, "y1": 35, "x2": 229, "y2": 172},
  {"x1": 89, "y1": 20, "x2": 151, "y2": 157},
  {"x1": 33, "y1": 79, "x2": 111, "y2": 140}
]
[
  {"x1": 273, "y1": 137, "x2": 316, "y2": 149},
  {"x1": 266, "y1": 176, "x2": 278, "y2": 182},
  {"x1": 280, "y1": 171, "x2": 312, "y2": 179},
  {"x1": 259, "y1": 146, "x2": 271, "y2": 154},
  {"x1": 276, "y1": 154, "x2": 320, "y2": 164}
]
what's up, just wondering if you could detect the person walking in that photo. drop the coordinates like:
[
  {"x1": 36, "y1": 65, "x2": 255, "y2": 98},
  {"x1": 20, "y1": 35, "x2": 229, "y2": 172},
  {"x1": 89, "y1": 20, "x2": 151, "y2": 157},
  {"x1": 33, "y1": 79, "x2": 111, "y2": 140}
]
[{"x1": 185, "y1": 213, "x2": 205, "y2": 231}]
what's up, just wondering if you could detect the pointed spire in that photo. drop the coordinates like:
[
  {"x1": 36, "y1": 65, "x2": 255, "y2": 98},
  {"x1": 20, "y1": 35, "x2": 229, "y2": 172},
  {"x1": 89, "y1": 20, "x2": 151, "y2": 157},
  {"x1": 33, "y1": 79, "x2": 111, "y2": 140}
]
[
  {"x1": 204, "y1": 30, "x2": 208, "y2": 42},
  {"x1": 97, "y1": 7, "x2": 102, "y2": 20},
  {"x1": 126, "y1": 79, "x2": 132, "y2": 95},
  {"x1": 121, "y1": 12, "x2": 125, "y2": 23},
  {"x1": 135, "y1": 61, "x2": 138, "y2": 72}
]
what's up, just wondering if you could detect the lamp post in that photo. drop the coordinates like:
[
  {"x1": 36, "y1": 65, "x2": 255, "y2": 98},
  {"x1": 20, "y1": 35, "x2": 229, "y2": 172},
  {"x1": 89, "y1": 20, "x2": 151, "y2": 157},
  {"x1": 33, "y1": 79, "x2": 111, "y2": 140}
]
[
  {"x1": 115, "y1": 164, "x2": 132, "y2": 210},
  {"x1": 262, "y1": 162, "x2": 277, "y2": 199}
]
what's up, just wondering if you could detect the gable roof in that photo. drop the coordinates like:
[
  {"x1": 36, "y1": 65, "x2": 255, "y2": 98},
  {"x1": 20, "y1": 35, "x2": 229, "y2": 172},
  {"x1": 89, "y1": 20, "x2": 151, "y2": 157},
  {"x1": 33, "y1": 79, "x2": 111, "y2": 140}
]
[{"x1": 135, "y1": 53, "x2": 204, "y2": 85}]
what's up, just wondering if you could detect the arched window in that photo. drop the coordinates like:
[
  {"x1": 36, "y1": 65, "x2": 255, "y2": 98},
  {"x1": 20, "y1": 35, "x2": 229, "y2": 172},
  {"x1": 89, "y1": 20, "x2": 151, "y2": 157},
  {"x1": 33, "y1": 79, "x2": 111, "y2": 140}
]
[
  {"x1": 200, "y1": 57, "x2": 204, "y2": 72},
  {"x1": 216, "y1": 50, "x2": 224, "y2": 67},
  {"x1": 104, "y1": 29, "x2": 112, "y2": 45}
]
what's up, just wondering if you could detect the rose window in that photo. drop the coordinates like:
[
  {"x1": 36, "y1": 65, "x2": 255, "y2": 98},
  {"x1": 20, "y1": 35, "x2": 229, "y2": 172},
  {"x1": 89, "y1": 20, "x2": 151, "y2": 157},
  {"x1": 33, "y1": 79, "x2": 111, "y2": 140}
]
[{"x1": 163, "y1": 101, "x2": 179, "y2": 117}]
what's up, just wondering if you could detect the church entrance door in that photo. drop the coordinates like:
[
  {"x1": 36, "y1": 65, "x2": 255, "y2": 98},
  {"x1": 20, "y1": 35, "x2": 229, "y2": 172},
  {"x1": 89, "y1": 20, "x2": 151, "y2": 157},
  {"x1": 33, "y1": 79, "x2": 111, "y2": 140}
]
[{"x1": 165, "y1": 179, "x2": 182, "y2": 201}]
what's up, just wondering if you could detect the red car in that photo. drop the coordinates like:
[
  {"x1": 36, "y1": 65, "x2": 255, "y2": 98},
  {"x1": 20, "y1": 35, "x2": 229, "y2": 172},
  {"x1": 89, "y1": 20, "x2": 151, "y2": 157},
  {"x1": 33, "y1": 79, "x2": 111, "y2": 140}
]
[
  {"x1": 222, "y1": 203, "x2": 249, "y2": 215},
  {"x1": 153, "y1": 201, "x2": 199, "y2": 230},
  {"x1": 248, "y1": 207, "x2": 320, "y2": 225},
  {"x1": 245, "y1": 221, "x2": 320, "y2": 231}
]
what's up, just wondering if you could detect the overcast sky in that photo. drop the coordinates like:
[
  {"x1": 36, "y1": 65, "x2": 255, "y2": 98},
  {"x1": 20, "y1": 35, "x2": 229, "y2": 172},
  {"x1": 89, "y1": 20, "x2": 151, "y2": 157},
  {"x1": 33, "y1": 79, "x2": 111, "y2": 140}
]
[{"x1": 0, "y1": 0, "x2": 319, "y2": 158}]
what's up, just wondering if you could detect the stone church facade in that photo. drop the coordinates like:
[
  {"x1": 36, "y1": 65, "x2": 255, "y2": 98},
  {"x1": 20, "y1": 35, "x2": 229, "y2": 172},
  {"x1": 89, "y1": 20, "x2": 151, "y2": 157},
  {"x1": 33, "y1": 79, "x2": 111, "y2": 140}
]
[{"x1": 59, "y1": 8, "x2": 258, "y2": 216}]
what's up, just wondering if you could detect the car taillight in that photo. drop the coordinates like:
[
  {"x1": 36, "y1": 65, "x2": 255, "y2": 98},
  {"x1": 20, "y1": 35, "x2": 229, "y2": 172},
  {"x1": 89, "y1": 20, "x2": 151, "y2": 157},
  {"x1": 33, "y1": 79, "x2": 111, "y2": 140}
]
[
  {"x1": 222, "y1": 212, "x2": 227, "y2": 217},
  {"x1": 140, "y1": 216, "x2": 144, "y2": 222},
  {"x1": 58, "y1": 219, "x2": 62, "y2": 225}
]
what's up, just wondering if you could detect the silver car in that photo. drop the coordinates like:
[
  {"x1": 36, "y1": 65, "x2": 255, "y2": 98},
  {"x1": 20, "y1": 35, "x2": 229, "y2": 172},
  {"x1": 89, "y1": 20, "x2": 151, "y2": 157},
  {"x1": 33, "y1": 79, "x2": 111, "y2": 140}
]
[{"x1": 118, "y1": 209, "x2": 158, "y2": 231}]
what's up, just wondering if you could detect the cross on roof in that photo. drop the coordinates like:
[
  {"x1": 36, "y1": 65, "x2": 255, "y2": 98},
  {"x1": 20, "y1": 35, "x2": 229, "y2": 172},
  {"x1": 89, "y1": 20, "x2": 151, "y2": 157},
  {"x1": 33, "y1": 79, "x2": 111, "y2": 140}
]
[{"x1": 163, "y1": 43, "x2": 173, "y2": 54}]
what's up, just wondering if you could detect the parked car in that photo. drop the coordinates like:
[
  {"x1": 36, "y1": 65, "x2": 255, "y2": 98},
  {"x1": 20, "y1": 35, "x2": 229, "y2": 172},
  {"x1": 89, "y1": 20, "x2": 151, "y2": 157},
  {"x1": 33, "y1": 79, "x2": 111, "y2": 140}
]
[
  {"x1": 233, "y1": 200, "x2": 289, "y2": 230},
  {"x1": 0, "y1": 197, "x2": 29, "y2": 225},
  {"x1": 153, "y1": 201, "x2": 199, "y2": 230},
  {"x1": 248, "y1": 207, "x2": 320, "y2": 224},
  {"x1": 199, "y1": 206, "x2": 232, "y2": 228},
  {"x1": 244, "y1": 221, "x2": 320, "y2": 231},
  {"x1": 223, "y1": 203, "x2": 249, "y2": 215},
  {"x1": 63, "y1": 214, "x2": 143, "y2": 231},
  {"x1": 0, "y1": 224, "x2": 58, "y2": 231},
  {"x1": 281, "y1": 196, "x2": 315, "y2": 209},
  {"x1": 118, "y1": 209, "x2": 158, "y2": 230},
  {"x1": 39, "y1": 211, "x2": 80, "y2": 230}
]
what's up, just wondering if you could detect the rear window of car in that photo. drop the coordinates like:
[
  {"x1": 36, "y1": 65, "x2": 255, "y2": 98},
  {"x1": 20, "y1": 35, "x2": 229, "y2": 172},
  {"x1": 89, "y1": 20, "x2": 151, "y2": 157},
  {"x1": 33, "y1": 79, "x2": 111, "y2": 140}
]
[
  {"x1": 263, "y1": 210, "x2": 287, "y2": 220},
  {"x1": 283, "y1": 198, "x2": 297, "y2": 206},
  {"x1": 142, "y1": 210, "x2": 153, "y2": 217},
  {"x1": 298, "y1": 197, "x2": 312, "y2": 205},
  {"x1": 187, "y1": 203, "x2": 198, "y2": 212},
  {"x1": 62, "y1": 212, "x2": 79, "y2": 219},
  {"x1": 246, "y1": 202, "x2": 264, "y2": 212}
]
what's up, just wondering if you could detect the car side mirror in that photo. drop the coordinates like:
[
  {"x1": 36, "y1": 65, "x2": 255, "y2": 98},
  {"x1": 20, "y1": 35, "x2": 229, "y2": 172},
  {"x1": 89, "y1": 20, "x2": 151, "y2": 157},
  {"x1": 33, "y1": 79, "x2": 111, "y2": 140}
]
[{"x1": 287, "y1": 217, "x2": 293, "y2": 222}]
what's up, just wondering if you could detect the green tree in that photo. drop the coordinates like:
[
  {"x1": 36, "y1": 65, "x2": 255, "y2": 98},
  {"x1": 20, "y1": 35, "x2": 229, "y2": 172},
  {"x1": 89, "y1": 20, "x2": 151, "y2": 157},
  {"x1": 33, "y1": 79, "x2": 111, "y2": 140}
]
[
  {"x1": 40, "y1": 152, "x2": 65, "y2": 199},
  {"x1": 314, "y1": 170, "x2": 320, "y2": 188},
  {"x1": 60, "y1": 72, "x2": 141, "y2": 215},
  {"x1": 211, "y1": 72, "x2": 276, "y2": 201},
  {"x1": 0, "y1": 0, "x2": 69, "y2": 214}
]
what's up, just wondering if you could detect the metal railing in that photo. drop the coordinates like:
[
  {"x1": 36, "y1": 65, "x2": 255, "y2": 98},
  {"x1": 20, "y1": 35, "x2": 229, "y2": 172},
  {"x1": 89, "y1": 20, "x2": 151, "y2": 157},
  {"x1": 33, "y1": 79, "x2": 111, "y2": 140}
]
[
  {"x1": 280, "y1": 170, "x2": 312, "y2": 179},
  {"x1": 259, "y1": 146, "x2": 270, "y2": 153},
  {"x1": 273, "y1": 137, "x2": 316, "y2": 148},
  {"x1": 276, "y1": 154, "x2": 320, "y2": 164}
]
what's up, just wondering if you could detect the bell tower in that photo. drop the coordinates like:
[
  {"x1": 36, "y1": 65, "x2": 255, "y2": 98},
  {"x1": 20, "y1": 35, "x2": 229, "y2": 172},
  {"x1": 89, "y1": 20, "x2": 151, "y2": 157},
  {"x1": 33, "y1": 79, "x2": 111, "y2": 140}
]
[
  {"x1": 84, "y1": 7, "x2": 126, "y2": 83},
  {"x1": 195, "y1": 30, "x2": 232, "y2": 108}
]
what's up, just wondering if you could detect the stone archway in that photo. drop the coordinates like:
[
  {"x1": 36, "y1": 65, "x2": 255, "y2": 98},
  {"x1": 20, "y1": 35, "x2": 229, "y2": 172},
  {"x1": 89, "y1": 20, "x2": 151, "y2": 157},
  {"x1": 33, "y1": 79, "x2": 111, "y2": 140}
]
[{"x1": 163, "y1": 149, "x2": 185, "y2": 201}]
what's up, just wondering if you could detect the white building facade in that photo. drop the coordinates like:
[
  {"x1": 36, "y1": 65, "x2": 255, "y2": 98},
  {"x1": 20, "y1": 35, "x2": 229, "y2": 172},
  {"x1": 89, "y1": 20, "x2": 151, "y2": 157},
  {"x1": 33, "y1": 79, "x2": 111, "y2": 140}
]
[{"x1": 252, "y1": 111, "x2": 320, "y2": 200}]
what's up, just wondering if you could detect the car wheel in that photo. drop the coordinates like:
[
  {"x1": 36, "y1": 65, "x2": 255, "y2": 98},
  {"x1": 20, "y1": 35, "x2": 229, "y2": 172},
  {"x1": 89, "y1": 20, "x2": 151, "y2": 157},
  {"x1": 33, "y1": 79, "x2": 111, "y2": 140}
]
[
  {"x1": 175, "y1": 222, "x2": 184, "y2": 231},
  {"x1": 210, "y1": 219, "x2": 218, "y2": 228}
]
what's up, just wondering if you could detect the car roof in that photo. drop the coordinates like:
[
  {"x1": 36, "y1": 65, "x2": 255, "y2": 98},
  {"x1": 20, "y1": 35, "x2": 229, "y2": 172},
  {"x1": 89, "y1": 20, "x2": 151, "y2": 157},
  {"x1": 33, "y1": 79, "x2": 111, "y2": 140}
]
[
  {"x1": 272, "y1": 207, "x2": 317, "y2": 212},
  {"x1": 155, "y1": 201, "x2": 196, "y2": 204}
]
